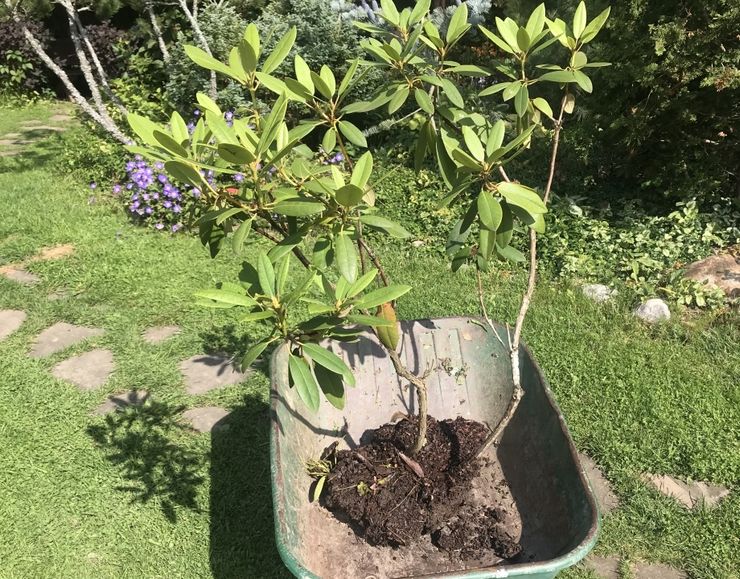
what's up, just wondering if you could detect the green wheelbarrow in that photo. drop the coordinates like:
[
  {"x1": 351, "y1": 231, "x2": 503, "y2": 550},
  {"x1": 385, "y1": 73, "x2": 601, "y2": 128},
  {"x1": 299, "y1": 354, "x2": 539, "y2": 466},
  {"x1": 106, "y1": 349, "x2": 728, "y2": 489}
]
[{"x1": 270, "y1": 317, "x2": 599, "y2": 578}]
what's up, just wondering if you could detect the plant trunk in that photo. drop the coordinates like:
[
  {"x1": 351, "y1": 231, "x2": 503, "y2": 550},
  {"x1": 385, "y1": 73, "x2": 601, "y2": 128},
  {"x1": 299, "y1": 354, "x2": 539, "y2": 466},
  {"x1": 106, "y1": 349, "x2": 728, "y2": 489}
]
[
  {"x1": 146, "y1": 3, "x2": 171, "y2": 62},
  {"x1": 177, "y1": 0, "x2": 217, "y2": 99},
  {"x1": 66, "y1": 1, "x2": 128, "y2": 115},
  {"x1": 5, "y1": 2, "x2": 129, "y2": 144}
]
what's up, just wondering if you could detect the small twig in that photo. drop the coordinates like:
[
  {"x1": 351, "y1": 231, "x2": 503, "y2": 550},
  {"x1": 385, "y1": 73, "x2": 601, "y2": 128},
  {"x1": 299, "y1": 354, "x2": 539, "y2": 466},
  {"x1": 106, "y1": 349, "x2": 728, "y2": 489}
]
[
  {"x1": 388, "y1": 349, "x2": 428, "y2": 456},
  {"x1": 358, "y1": 237, "x2": 390, "y2": 287},
  {"x1": 476, "y1": 268, "x2": 507, "y2": 349},
  {"x1": 398, "y1": 452, "x2": 425, "y2": 478},
  {"x1": 353, "y1": 451, "x2": 377, "y2": 473}
]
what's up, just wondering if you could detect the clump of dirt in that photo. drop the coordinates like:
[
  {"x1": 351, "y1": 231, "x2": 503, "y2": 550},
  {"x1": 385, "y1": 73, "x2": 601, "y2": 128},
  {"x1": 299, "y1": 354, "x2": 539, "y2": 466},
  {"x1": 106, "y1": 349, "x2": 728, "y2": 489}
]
[{"x1": 321, "y1": 415, "x2": 520, "y2": 560}]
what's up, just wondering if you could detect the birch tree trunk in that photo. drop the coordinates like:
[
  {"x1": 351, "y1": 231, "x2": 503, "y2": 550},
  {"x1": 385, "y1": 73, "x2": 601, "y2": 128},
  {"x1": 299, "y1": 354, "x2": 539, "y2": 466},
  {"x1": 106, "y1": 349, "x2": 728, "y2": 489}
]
[
  {"x1": 177, "y1": 0, "x2": 217, "y2": 99},
  {"x1": 146, "y1": 2, "x2": 170, "y2": 62},
  {"x1": 3, "y1": 1, "x2": 129, "y2": 144},
  {"x1": 65, "y1": 1, "x2": 128, "y2": 115}
]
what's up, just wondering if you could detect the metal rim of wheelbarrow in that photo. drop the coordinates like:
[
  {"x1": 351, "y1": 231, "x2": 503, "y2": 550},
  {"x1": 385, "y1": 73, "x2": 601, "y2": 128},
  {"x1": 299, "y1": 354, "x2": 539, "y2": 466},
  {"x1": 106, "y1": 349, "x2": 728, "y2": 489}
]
[{"x1": 269, "y1": 318, "x2": 600, "y2": 579}]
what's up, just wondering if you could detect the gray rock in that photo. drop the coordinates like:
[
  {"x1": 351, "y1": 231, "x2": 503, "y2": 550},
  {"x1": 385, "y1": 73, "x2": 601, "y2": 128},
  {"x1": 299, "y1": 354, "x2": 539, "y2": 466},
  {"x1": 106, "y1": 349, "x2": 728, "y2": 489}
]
[
  {"x1": 0, "y1": 310, "x2": 27, "y2": 341},
  {"x1": 582, "y1": 283, "x2": 617, "y2": 303},
  {"x1": 52, "y1": 349, "x2": 115, "y2": 391},
  {"x1": 584, "y1": 555, "x2": 620, "y2": 578},
  {"x1": 29, "y1": 322, "x2": 105, "y2": 358},
  {"x1": 579, "y1": 453, "x2": 619, "y2": 514},
  {"x1": 179, "y1": 355, "x2": 247, "y2": 395},
  {"x1": 684, "y1": 252, "x2": 739, "y2": 298},
  {"x1": 633, "y1": 298, "x2": 671, "y2": 323},
  {"x1": 93, "y1": 390, "x2": 150, "y2": 415},
  {"x1": 411, "y1": 240, "x2": 425, "y2": 248},
  {"x1": 143, "y1": 325, "x2": 180, "y2": 344},
  {"x1": 183, "y1": 406, "x2": 230, "y2": 433},
  {"x1": 633, "y1": 562, "x2": 688, "y2": 579},
  {"x1": 1, "y1": 266, "x2": 40, "y2": 285},
  {"x1": 643, "y1": 473, "x2": 730, "y2": 509}
]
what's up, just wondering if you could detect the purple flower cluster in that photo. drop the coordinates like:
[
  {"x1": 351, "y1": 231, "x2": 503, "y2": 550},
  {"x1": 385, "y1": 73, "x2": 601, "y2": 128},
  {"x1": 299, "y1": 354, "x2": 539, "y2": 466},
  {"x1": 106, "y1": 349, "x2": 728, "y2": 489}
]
[
  {"x1": 319, "y1": 148, "x2": 345, "y2": 165},
  {"x1": 115, "y1": 155, "x2": 193, "y2": 233}
]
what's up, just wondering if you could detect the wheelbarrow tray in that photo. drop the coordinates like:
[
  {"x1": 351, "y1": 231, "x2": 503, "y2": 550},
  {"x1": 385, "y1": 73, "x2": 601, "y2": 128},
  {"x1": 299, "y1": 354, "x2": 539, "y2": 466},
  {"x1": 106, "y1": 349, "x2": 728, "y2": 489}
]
[{"x1": 270, "y1": 317, "x2": 599, "y2": 578}]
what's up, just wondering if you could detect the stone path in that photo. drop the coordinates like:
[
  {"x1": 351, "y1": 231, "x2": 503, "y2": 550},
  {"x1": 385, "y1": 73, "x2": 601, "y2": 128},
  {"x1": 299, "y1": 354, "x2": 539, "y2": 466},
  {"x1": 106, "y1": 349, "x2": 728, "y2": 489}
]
[
  {"x1": 52, "y1": 348, "x2": 115, "y2": 390},
  {"x1": 143, "y1": 325, "x2": 180, "y2": 344},
  {"x1": 179, "y1": 354, "x2": 247, "y2": 395},
  {"x1": 93, "y1": 390, "x2": 149, "y2": 415},
  {"x1": 633, "y1": 562, "x2": 687, "y2": 579},
  {"x1": 182, "y1": 407, "x2": 230, "y2": 433},
  {"x1": 584, "y1": 555, "x2": 619, "y2": 578},
  {"x1": 579, "y1": 453, "x2": 619, "y2": 514},
  {"x1": 1, "y1": 243, "x2": 76, "y2": 286},
  {"x1": 0, "y1": 266, "x2": 40, "y2": 285},
  {"x1": 0, "y1": 309, "x2": 26, "y2": 341},
  {"x1": 643, "y1": 473, "x2": 730, "y2": 509},
  {"x1": 30, "y1": 322, "x2": 105, "y2": 358},
  {"x1": 0, "y1": 109, "x2": 74, "y2": 157}
]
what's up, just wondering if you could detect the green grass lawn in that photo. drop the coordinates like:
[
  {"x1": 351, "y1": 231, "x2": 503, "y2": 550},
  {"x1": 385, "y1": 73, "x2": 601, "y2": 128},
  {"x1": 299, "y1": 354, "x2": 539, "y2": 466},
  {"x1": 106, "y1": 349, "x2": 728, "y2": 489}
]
[{"x1": 0, "y1": 103, "x2": 737, "y2": 579}]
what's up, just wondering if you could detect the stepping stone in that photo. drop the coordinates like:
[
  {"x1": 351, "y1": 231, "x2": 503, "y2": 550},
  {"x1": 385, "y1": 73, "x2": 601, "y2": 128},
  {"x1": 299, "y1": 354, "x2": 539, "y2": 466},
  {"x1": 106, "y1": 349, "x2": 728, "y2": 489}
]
[
  {"x1": 19, "y1": 120, "x2": 44, "y2": 126},
  {"x1": 182, "y1": 406, "x2": 230, "y2": 433},
  {"x1": 32, "y1": 244, "x2": 74, "y2": 261},
  {"x1": 643, "y1": 473, "x2": 730, "y2": 509},
  {"x1": 579, "y1": 453, "x2": 619, "y2": 514},
  {"x1": 684, "y1": 252, "x2": 739, "y2": 298},
  {"x1": 49, "y1": 113, "x2": 73, "y2": 122},
  {"x1": 582, "y1": 283, "x2": 617, "y2": 303},
  {"x1": 633, "y1": 562, "x2": 687, "y2": 579},
  {"x1": 29, "y1": 322, "x2": 104, "y2": 358},
  {"x1": 52, "y1": 349, "x2": 115, "y2": 391},
  {"x1": 179, "y1": 355, "x2": 247, "y2": 395},
  {"x1": 0, "y1": 310, "x2": 27, "y2": 341},
  {"x1": 634, "y1": 298, "x2": 671, "y2": 323},
  {"x1": 143, "y1": 325, "x2": 180, "y2": 344},
  {"x1": 584, "y1": 555, "x2": 620, "y2": 579},
  {"x1": 93, "y1": 389, "x2": 149, "y2": 415},
  {"x1": 1, "y1": 266, "x2": 40, "y2": 285},
  {"x1": 47, "y1": 289, "x2": 70, "y2": 301}
]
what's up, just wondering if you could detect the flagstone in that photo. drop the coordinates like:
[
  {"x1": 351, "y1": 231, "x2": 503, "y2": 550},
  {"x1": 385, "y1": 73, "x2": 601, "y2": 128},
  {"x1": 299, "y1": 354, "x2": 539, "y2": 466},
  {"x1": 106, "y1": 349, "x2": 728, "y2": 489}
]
[
  {"x1": 179, "y1": 355, "x2": 247, "y2": 395},
  {"x1": 52, "y1": 349, "x2": 115, "y2": 391},
  {"x1": 93, "y1": 390, "x2": 150, "y2": 415},
  {"x1": 29, "y1": 322, "x2": 104, "y2": 358},
  {"x1": 143, "y1": 325, "x2": 180, "y2": 344},
  {"x1": 182, "y1": 406, "x2": 230, "y2": 433},
  {"x1": 0, "y1": 310, "x2": 27, "y2": 341}
]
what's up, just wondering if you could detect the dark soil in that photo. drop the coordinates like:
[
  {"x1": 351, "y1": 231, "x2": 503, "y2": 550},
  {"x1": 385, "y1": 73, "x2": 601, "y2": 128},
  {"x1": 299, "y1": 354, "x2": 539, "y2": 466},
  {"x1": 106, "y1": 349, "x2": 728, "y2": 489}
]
[{"x1": 321, "y1": 415, "x2": 521, "y2": 560}]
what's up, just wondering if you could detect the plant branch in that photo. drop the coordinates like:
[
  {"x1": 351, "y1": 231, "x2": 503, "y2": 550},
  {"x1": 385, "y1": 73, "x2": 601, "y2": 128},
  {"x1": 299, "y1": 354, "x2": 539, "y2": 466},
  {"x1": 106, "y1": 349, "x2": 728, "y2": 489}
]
[
  {"x1": 388, "y1": 349, "x2": 428, "y2": 455},
  {"x1": 358, "y1": 237, "x2": 390, "y2": 287}
]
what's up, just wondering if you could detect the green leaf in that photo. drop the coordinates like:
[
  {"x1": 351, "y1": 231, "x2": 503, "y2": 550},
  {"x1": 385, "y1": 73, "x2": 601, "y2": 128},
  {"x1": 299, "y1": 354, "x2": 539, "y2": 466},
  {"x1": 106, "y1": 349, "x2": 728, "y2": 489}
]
[
  {"x1": 294, "y1": 54, "x2": 314, "y2": 94},
  {"x1": 335, "y1": 232, "x2": 358, "y2": 283},
  {"x1": 322, "y1": 128, "x2": 337, "y2": 153},
  {"x1": 337, "y1": 59, "x2": 359, "y2": 97},
  {"x1": 314, "y1": 366, "x2": 345, "y2": 409},
  {"x1": 496, "y1": 202, "x2": 514, "y2": 248},
  {"x1": 479, "y1": 82, "x2": 510, "y2": 97},
  {"x1": 244, "y1": 23, "x2": 260, "y2": 59},
  {"x1": 514, "y1": 84, "x2": 529, "y2": 117},
  {"x1": 446, "y1": 2, "x2": 469, "y2": 44},
  {"x1": 580, "y1": 7, "x2": 611, "y2": 44},
  {"x1": 240, "y1": 310, "x2": 275, "y2": 323},
  {"x1": 516, "y1": 27, "x2": 531, "y2": 52},
  {"x1": 486, "y1": 119, "x2": 505, "y2": 155},
  {"x1": 478, "y1": 191, "x2": 503, "y2": 230},
  {"x1": 572, "y1": 51, "x2": 588, "y2": 69},
  {"x1": 495, "y1": 17, "x2": 519, "y2": 52},
  {"x1": 195, "y1": 92, "x2": 223, "y2": 117},
  {"x1": 288, "y1": 354, "x2": 320, "y2": 412},
  {"x1": 170, "y1": 112, "x2": 189, "y2": 144},
  {"x1": 232, "y1": 218, "x2": 252, "y2": 254},
  {"x1": 440, "y1": 78, "x2": 464, "y2": 108},
  {"x1": 164, "y1": 160, "x2": 203, "y2": 188},
  {"x1": 273, "y1": 197, "x2": 325, "y2": 217},
  {"x1": 350, "y1": 151, "x2": 373, "y2": 189},
  {"x1": 241, "y1": 339, "x2": 270, "y2": 371},
  {"x1": 526, "y1": 4, "x2": 546, "y2": 39},
  {"x1": 258, "y1": 94, "x2": 288, "y2": 154},
  {"x1": 537, "y1": 70, "x2": 578, "y2": 83},
  {"x1": 153, "y1": 130, "x2": 188, "y2": 157},
  {"x1": 409, "y1": 0, "x2": 431, "y2": 24},
  {"x1": 338, "y1": 120, "x2": 367, "y2": 148},
  {"x1": 380, "y1": 0, "x2": 400, "y2": 26},
  {"x1": 359, "y1": 214, "x2": 411, "y2": 238},
  {"x1": 194, "y1": 288, "x2": 256, "y2": 307},
  {"x1": 354, "y1": 284, "x2": 412, "y2": 309},
  {"x1": 573, "y1": 70, "x2": 593, "y2": 93},
  {"x1": 478, "y1": 227, "x2": 495, "y2": 260},
  {"x1": 414, "y1": 88, "x2": 434, "y2": 114},
  {"x1": 275, "y1": 256, "x2": 291, "y2": 295},
  {"x1": 336, "y1": 184, "x2": 365, "y2": 207},
  {"x1": 573, "y1": 1, "x2": 587, "y2": 39},
  {"x1": 237, "y1": 39, "x2": 257, "y2": 74},
  {"x1": 262, "y1": 27, "x2": 296, "y2": 74},
  {"x1": 302, "y1": 343, "x2": 355, "y2": 387},
  {"x1": 462, "y1": 126, "x2": 484, "y2": 162},
  {"x1": 388, "y1": 85, "x2": 410, "y2": 114},
  {"x1": 257, "y1": 252, "x2": 276, "y2": 298},
  {"x1": 319, "y1": 65, "x2": 336, "y2": 97},
  {"x1": 254, "y1": 72, "x2": 287, "y2": 96},
  {"x1": 215, "y1": 207, "x2": 244, "y2": 225},
  {"x1": 502, "y1": 80, "x2": 522, "y2": 101},
  {"x1": 127, "y1": 113, "x2": 161, "y2": 146},
  {"x1": 496, "y1": 243, "x2": 526, "y2": 262},
  {"x1": 532, "y1": 97, "x2": 553, "y2": 118},
  {"x1": 346, "y1": 269, "x2": 378, "y2": 298},
  {"x1": 345, "y1": 314, "x2": 395, "y2": 327},
  {"x1": 498, "y1": 181, "x2": 547, "y2": 214},
  {"x1": 479, "y1": 25, "x2": 515, "y2": 54},
  {"x1": 218, "y1": 143, "x2": 254, "y2": 164},
  {"x1": 184, "y1": 45, "x2": 241, "y2": 81}
]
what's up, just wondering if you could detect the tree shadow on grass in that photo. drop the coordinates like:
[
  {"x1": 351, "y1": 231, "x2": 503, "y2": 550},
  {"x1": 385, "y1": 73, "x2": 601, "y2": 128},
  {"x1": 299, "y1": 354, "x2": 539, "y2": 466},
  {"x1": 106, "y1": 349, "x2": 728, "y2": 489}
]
[
  {"x1": 210, "y1": 393, "x2": 291, "y2": 579},
  {"x1": 87, "y1": 399, "x2": 205, "y2": 523}
]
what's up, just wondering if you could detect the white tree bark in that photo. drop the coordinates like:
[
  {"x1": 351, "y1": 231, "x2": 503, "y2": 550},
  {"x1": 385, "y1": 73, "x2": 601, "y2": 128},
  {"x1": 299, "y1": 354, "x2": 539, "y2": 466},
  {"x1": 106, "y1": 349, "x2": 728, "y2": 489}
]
[
  {"x1": 66, "y1": 0, "x2": 128, "y2": 115},
  {"x1": 176, "y1": 0, "x2": 217, "y2": 99},
  {"x1": 146, "y1": 2, "x2": 171, "y2": 62},
  {"x1": 4, "y1": 3, "x2": 130, "y2": 144}
]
